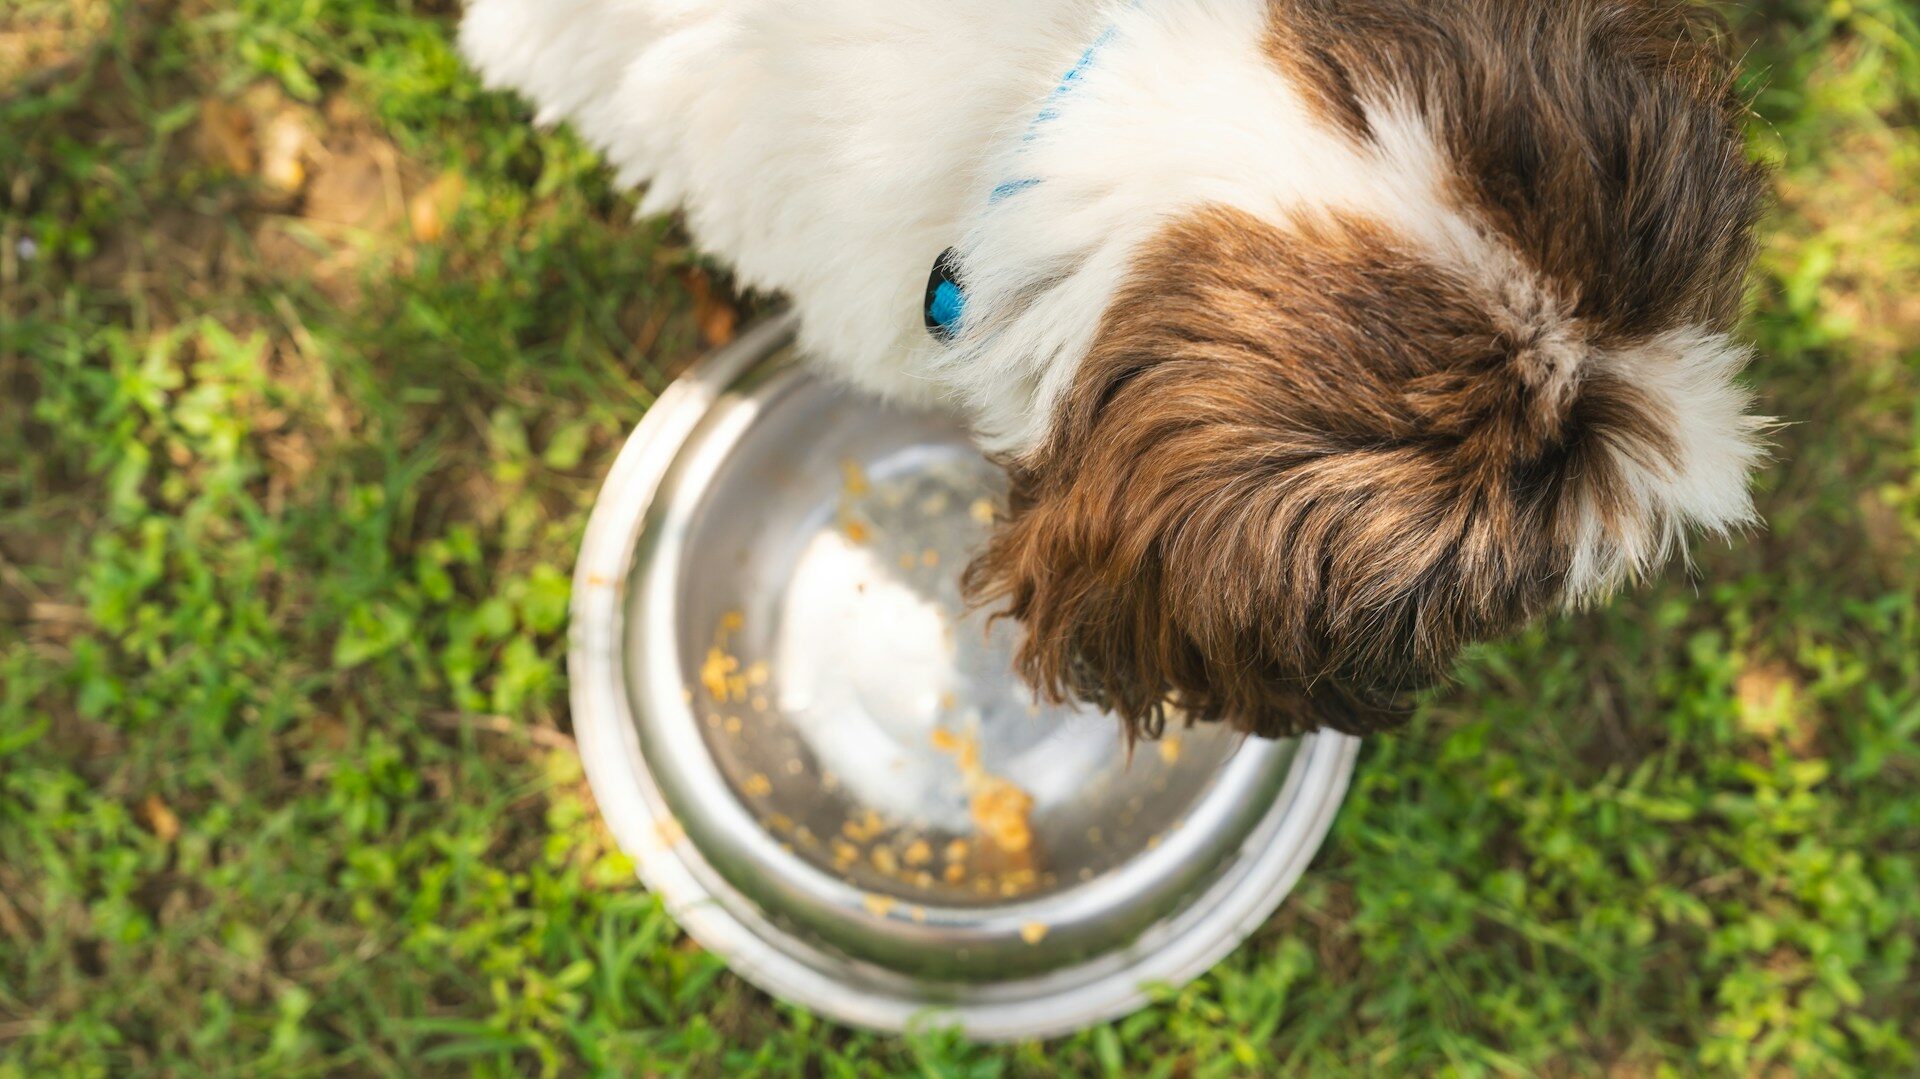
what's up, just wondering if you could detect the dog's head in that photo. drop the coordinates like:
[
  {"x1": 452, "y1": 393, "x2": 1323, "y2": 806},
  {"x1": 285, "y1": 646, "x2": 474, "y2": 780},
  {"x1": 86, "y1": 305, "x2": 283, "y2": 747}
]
[{"x1": 960, "y1": 0, "x2": 1770, "y2": 739}]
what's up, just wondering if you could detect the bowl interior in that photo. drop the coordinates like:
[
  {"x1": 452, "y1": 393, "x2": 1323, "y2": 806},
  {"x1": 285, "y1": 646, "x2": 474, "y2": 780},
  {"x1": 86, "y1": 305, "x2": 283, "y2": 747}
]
[{"x1": 667, "y1": 367, "x2": 1245, "y2": 909}]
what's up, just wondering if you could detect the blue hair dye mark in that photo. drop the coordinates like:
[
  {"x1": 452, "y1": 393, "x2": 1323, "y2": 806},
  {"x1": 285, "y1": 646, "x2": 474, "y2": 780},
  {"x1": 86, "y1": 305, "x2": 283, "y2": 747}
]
[{"x1": 923, "y1": 10, "x2": 1137, "y2": 340}]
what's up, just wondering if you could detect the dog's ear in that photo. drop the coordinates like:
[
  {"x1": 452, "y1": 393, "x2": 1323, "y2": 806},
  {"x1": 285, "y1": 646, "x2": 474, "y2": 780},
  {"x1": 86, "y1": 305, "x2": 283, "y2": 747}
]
[
  {"x1": 966, "y1": 203, "x2": 1764, "y2": 740},
  {"x1": 965, "y1": 455, "x2": 1424, "y2": 741}
]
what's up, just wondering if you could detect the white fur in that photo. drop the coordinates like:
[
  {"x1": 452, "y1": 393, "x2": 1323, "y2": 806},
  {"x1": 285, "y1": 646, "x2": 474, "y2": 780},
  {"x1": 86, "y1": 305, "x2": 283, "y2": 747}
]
[{"x1": 459, "y1": 0, "x2": 1763, "y2": 603}]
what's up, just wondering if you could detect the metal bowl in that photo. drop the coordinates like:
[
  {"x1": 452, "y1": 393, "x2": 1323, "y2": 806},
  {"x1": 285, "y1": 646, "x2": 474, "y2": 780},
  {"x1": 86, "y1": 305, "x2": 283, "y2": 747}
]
[{"x1": 571, "y1": 316, "x2": 1358, "y2": 1040}]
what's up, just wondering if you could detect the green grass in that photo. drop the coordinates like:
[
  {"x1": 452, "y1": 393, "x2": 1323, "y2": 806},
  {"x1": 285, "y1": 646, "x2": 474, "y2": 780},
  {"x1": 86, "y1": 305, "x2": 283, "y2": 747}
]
[{"x1": 3, "y1": 0, "x2": 1918, "y2": 1075}]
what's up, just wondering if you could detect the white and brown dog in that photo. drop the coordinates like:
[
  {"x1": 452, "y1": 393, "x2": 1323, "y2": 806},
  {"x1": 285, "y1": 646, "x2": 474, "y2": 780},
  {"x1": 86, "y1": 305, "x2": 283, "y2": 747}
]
[{"x1": 461, "y1": 0, "x2": 1769, "y2": 739}]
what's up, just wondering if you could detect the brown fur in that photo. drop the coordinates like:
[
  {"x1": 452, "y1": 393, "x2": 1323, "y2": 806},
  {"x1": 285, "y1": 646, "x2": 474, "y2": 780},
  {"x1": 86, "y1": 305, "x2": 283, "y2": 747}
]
[{"x1": 965, "y1": 0, "x2": 1768, "y2": 739}]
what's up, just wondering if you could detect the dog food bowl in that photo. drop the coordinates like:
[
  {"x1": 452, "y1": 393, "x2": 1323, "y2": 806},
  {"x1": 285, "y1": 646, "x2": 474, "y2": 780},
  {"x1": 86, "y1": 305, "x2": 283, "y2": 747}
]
[{"x1": 570, "y1": 316, "x2": 1359, "y2": 1040}]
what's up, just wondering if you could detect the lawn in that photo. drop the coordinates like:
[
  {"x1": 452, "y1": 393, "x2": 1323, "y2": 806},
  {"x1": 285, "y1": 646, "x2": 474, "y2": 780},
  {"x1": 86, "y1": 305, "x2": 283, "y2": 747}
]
[{"x1": 2, "y1": 1, "x2": 1918, "y2": 1075}]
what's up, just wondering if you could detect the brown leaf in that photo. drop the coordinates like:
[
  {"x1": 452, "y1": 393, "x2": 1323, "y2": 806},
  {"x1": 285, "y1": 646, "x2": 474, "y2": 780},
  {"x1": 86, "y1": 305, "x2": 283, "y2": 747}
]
[
  {"x1": 409, "y1": 171, "x2": 468, "y2": 243},
  {"x1": 686, "y1": 269, "x2": 740, "y2": 347},
  {"x1": 195, "y1": 98, "x2": 255, "y2": 175},
  {"x1": 300, "y1": 135, "x2": 400, "y2": 231},
  {"x1": 138, "y1": 794, "x2": 181, "y2": 843}
]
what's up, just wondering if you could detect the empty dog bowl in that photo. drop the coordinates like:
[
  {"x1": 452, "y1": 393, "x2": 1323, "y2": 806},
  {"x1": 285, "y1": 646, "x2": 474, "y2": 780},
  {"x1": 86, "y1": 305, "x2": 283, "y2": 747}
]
[{"x1": 570, "y1": 315, "x2": 1359, "y2": 1040}]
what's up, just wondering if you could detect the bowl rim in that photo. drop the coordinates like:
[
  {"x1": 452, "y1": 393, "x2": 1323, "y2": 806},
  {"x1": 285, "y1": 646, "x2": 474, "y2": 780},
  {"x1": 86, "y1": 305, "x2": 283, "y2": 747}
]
[{"x1": 569, "y1": 315, "x2": 1360, "y2": 1041}]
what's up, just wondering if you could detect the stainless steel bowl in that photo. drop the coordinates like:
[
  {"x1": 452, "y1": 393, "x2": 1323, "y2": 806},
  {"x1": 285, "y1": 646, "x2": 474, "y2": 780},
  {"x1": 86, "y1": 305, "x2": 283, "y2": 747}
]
[{"x1": 571, "y1": 316, "x2": 1358, "y2": 1040}]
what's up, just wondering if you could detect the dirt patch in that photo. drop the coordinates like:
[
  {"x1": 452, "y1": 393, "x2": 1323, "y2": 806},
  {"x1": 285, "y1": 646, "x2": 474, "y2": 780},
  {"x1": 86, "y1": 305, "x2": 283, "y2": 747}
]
[{"x1": 1735, "y1": 659, "x2": 1817, "y2": 753}]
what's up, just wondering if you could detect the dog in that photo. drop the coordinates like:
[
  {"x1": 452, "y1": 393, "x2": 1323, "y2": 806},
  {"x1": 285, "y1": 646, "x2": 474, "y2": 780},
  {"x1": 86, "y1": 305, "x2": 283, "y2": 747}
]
[{"x1": 461, "y1": 0, "x2": 1769, "y2": 739}]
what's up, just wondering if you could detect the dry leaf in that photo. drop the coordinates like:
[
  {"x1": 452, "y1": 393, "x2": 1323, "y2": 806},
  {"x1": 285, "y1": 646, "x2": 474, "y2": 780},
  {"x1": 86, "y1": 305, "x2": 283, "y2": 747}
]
[
  {"x1": 1736, "y1": 662, "x2": 1813, "y2": 749},
  {"x1": 686, "y1": 269, "x2": 740, "y2": 347},
  {"x1": 139, "y1": 794, "x2": 181, "y2": 843},
  {"x1": 409, "y1": 171, "x2": 467, "y2": 242},
  {"x1": 196, "y1": 99, "x2": 255, "y2": 175}
]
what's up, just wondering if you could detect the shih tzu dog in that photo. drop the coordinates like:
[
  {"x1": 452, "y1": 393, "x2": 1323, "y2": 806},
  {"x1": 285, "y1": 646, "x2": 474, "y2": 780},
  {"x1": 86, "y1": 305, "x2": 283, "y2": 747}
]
[{"x1": 461, "y1": 0, "x2": 1769, "y2": 739}]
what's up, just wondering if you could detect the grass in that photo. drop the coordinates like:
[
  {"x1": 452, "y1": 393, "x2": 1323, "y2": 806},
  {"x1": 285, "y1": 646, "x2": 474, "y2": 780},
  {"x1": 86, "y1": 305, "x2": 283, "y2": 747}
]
[{"x1": 2, "y1": 0, "x2": 1918, "y2": 1075}]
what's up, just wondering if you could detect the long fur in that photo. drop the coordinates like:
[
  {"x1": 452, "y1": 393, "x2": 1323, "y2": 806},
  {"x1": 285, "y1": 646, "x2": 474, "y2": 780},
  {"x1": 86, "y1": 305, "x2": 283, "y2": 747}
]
[{"x1": 462, "y1": 0, "x2": 1770, "y2": 738}]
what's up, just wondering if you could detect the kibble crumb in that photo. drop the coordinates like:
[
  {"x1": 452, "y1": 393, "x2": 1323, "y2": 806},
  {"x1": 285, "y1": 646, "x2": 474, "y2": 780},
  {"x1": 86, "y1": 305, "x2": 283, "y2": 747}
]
[{"x1": 840, "y1": 459, "x2": 870, "y2": 497}]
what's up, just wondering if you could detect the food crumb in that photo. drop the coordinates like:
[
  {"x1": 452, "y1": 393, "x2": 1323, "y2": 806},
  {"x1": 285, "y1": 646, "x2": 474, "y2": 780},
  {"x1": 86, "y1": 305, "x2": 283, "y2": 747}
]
[
  {"x1": 1020, "y1": 922, "x2": 1050, "y2": 945},
  {"x1": 871, "y1": 847, "x2": 899, "y2": 875},
  {"x1": 970, "y1": 499, "x2": 997, "y2": 525},
  {"x1": 861, "y1": 893, "x2": 896, "y2": 918},
  {"x1": 944, "y1": 863, "x2": 966, "y2": 885},
  {"x1": 903, "y1": 839, "x2": 933, "y2": 867},
  {"x1": 784, "y1": 758, "x2": 804, "y2": 776},
  {"x1": 920, "y1": 548, "x2": 940, "y2": 568},
  {"x1": 724, "y1": 716, "x2": 744, "y2": 735},
  {"x1": 970, "y1": 779, "x2": 1035, "y2": 854},
  {"x1": 843, "y1": 518, "x2": 871, "y2": 545},
  {"x1": 763, "y1": 813, "x2": 795, "y2": 834},
  {"x1": 943, "y1": 838, "x2": 970, "y2": 863},
  {"x1": 832, "y1": 840, "x2": 860, "y2": 869},
  {"x1": 741, "y1": 774, "x2": 773, "y2": 798},
  {"x1": 842, "y1": 809, "x2": 886, "y2": 843},
  {"x1": 840, "y1": 459, "x2": 870, "y2": 497},
  {"x1": 699, "y1": 647, "x2": 738, "y2": 701}
]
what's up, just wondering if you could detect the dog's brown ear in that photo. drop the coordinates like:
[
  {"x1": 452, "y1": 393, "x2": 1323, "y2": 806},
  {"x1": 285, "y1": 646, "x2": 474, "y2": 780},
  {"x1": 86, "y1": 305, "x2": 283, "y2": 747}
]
[
  {"x1": 965, "y1": 451, "x2": 1428, "y2": 742},
  {"x1": 967, "y1": 200, "x2": 1758, "y2": 740}
]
